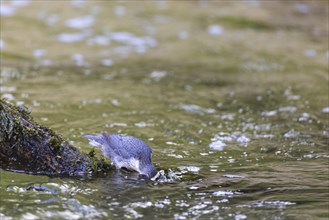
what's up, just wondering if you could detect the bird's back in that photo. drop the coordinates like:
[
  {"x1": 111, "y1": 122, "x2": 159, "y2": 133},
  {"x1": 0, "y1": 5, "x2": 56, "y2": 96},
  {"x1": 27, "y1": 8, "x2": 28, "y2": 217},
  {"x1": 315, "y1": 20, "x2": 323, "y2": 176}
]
[{"x1": 102, "y1": 133, "x2": 152, "y2": 160}]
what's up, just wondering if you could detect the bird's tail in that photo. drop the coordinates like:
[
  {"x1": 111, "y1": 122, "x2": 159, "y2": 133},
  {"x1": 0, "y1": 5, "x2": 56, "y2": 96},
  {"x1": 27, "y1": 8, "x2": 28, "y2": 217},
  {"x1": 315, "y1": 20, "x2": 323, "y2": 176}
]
[{"x1": 84, "y1": 134, "x2": 104, "y2": 147}]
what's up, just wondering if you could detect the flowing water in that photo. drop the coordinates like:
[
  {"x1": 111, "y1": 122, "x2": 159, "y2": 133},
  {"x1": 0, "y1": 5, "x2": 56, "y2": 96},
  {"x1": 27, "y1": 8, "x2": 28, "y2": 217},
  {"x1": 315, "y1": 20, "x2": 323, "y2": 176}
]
[{"x1": 0, "y1": 1, "x2": 328, "y2": 219}]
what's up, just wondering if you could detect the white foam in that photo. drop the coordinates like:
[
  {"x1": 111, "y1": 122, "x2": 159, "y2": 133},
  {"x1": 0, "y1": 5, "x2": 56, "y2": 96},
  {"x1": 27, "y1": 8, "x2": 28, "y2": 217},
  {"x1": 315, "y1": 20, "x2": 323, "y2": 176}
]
[
  {"x1": 101, "y1": 59, "x2": 113, "y2": 66},
  {"x1": 236, "y1": 135, "x2": 250, "y2": 144},
  {"x1": 212, "y1": 191, "x2": 235, "y2": 197},
  {"x1": 261, "y1": 110, "x2": 277, "y2": 117},
  {"x1": 1, "y1": 93, "x2": 15, "y2": 101},
  {"x1": 322, "y1": 107, "x2": 329, "y2": 113},
  {"x1": 66, "y1": 15, "x2": 95, "y2": 29},
  {"x1": 33, "y1": 49, "x2": 47, "y2": 58},
  {"x1": 72, "y1": 53, "x2": 87, "y2": 66},
  {"x1": 150, "y1": 71, "x2": 167, "y2": 81},
  {"x1": 209, "y1": 140, "x2": 226, "y2": 151},
  {"x1": 207, "y1": 25, "x2": 224, "y2": 36},
  {"x1": 57, "y1": 32, "x2": 88, "y2": 43},
  {"x1": 284, "y1": 129, "x2": 299, "y2": 138},
  {"x1": 178, "y1": 166, "x2": 200, "y2": 173}
]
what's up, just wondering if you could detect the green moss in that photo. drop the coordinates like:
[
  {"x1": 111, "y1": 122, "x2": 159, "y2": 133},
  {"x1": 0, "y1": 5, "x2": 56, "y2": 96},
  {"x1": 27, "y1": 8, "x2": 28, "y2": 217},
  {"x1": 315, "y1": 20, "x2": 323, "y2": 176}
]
[
  {"x1": 48, "y1": 136, "x2": 62, "y2": 153},
  {"x1": 88, "y1": 148, "x2": 96, "y2": 158}
]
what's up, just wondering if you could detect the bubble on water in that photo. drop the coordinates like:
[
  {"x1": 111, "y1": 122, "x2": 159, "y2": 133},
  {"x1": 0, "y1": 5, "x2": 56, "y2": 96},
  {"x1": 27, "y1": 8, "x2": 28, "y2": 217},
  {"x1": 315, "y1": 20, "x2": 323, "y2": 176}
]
[
  {"x1": 167, "y1": 154, "x2": 184, "y2": 159},
  {"x1": 111, "y1": 99, "x2": 120, "y2": 106},
  {"x1": 150, "y1": 71, "x2": 167, "y2": 81},
  {"x1": 322, "y1": 107, "x2": 329, "y2": 113},
  {"x1": 33, "y1": 49, "x2": 47, "y2": 58},
  {"x1": 105, "y1": 123, "x2": 127, "y2": 128},
  {"x1": 185, "y1": 202, "x2": 219, "y2": 217},
  {"x1": 284, "y1": 129, "x2": 299, "y2": 138},
  {"x1": 216, "y1": 198, "x2": 229, "y2": 203},
  {"x1": 303, "y1": 154, "x2": 329, "y2": 159},
  {"x1": 153, "y1": 198, "x2": 171, "y2": 209},
  {"x1": 178, "y1": 166, "x2": 200, "y2": 173},
  {"x1": 72, "y1": 53, "x2": 88, "y2": 66},
  {"x1": 101, "y1": 59, "x2": 113, "y2": 66},
  {"x1": 221, "y1": 113, "x2": 235, "y2": 120},
  {"x1": 41, "y1": 117, "x2": 48, "y2": 122},
  {"x1": 21, "y1": 213, "x2": 38, "y2": 220},
  {"x1": 1, "y1": 93, "x2": 15, "y2": 101},
  {"x1": 152, "y1": 169, "x2": 182, "y2": 183},
  {"x1": 109, "y1": 32, "x2": 157, "y2": 53},
  {"x1": 189, "y1": 186, "x2": 199, "y2": 190},
  {"x1": 130, "y1": 201, "x2": 153, "y2": 208},
  {"x1": 60, "y1": 198, "x2": 106, "y2": 218},
  {"x1": 179, "y1": 104, "x2": 216, "y2": 114},
  {"x1": 298, "y1": 112, "x2": 311, "y2": 122},
  {"x1": 223, "y1": 174, "x2": 245, "y2": 179},
  {"x1": 212, "y1": 133, "x2": 234, "y2": 142},
  {"x1": 235, "y1": 214, "x2": 248, "y2": 220},
  {"x1": 209, "y1": 140, "x2": 226, "y2": 151},
  {"x1": 212, "y1": 191, "x2": 236, "y2": 197},
  {"x1": 261, "y1": 110, "x2": 277, "y2": 117},
  {"x1": 66, "y1": 15, "x2": 95, "y2": 29},
  {"x1": 207, "y1": 25, "x2": 224, "y2": 36},
  {"x1": 239, "y1": 200, "x2": 296, "y2": 208},
  {"x1": 88, "y1": 35, "x2": 111, "y2": 46},
  {"x1": 6, "y1": 185, "x2": 25, "y2": 193},
  {"x1": 236, "y1": 135, "x2": 250, "y2": 144},
  {"x1": 57, "y1": 32, "x2": 89, "y2": 43}
]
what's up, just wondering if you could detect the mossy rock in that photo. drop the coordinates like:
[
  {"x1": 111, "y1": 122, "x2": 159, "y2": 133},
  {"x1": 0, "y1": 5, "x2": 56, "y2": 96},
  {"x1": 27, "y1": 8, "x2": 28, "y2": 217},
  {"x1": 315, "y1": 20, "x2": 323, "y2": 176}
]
[{"x1": 0, "y1": 98, "x2": 112, "y2": 176}]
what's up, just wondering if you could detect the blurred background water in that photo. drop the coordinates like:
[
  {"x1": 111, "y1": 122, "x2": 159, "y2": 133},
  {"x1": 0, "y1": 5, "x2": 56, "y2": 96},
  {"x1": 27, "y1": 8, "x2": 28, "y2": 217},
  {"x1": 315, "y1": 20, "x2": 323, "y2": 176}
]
[{"x1": 0, "y1": 0, "x2": 328, "y2": 219}]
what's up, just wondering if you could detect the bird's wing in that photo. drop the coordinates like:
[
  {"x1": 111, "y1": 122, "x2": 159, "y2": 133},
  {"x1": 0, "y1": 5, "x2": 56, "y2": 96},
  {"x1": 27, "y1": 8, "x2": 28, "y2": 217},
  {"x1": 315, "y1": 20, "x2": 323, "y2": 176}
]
[{"x1": 102, "y1": 133, "x2": 151, "y2": 159}]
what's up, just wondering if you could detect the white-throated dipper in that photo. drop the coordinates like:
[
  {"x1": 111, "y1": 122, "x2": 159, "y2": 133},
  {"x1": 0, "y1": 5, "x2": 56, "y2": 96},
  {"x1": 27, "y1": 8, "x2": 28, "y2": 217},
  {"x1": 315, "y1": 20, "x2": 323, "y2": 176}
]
[{"x1": 84, "y1": 133, "x2": 157, "y2": 178}]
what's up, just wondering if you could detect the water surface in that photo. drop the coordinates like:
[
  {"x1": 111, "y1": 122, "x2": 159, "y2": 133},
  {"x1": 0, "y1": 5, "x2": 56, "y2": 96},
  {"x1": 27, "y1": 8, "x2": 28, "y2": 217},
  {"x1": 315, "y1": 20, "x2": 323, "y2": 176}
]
[{"x1": 1, "y1": 1, "x2": 328, "y2": 219}]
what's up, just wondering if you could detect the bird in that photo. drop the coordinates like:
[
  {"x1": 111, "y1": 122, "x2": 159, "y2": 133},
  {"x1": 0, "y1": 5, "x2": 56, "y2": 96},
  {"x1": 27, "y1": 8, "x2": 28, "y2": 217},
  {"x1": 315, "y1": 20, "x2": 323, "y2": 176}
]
[{"x1": 84, "y1": 133, "x2": 157, "y2": 178}]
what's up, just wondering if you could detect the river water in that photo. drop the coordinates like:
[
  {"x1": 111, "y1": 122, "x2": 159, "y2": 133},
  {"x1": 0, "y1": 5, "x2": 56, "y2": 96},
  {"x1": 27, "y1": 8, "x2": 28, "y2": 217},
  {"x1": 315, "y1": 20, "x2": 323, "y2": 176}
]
[{"x1": 1, "y1": 1, "x2": 328, "y2": 219}]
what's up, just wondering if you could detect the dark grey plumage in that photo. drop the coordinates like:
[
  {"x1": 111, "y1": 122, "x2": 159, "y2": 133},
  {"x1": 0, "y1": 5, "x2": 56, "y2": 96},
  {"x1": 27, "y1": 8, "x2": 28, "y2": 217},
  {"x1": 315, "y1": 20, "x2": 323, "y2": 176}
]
[{"x1": 84, "y1": 133, "x2": 157, "y2": 178}]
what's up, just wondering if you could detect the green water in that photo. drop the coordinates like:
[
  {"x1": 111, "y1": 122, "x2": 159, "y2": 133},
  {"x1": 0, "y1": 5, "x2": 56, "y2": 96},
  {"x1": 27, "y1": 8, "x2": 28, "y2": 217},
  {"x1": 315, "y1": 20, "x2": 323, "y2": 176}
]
[{"x1": 1, "y1": 1, "x2": 328, "y2": 219}]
